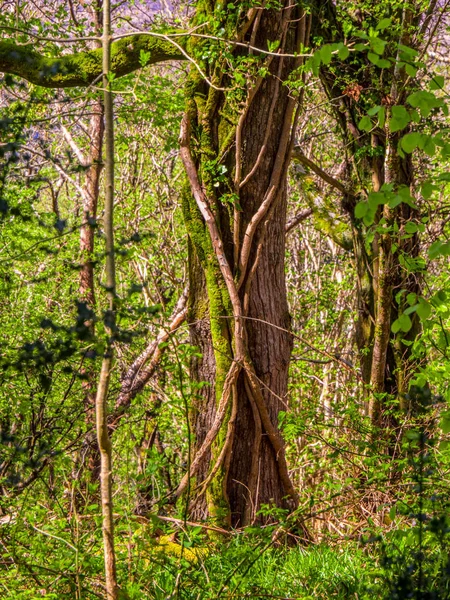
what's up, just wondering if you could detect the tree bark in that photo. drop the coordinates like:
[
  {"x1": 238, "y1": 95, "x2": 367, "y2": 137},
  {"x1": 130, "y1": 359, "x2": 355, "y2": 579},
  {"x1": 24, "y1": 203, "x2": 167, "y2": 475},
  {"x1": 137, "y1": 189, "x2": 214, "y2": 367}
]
[{"x1": 181, "y1": 2, "x2": 309, "y2": 528}]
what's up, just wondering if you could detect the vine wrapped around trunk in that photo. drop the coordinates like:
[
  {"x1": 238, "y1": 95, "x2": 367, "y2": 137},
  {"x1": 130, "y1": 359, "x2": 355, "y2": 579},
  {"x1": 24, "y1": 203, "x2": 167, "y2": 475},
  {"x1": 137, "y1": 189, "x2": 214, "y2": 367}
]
[{"x1": 179, "y1": 1, "x2": 310, "y2": 528}]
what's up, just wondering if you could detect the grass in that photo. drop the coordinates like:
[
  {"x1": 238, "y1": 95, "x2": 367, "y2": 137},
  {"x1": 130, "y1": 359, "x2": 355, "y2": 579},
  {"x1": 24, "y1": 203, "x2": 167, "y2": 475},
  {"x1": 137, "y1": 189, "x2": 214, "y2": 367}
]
[{"x1": 131, "y1": 539, "x2": 374, "y2": 599}]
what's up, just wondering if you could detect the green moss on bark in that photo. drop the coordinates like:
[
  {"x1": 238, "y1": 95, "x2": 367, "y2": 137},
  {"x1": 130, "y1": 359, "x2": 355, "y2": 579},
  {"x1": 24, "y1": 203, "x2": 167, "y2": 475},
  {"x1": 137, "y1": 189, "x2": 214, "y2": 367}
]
[{"x1": 0, "y1": 34, "x2": 184, "y2": 88}]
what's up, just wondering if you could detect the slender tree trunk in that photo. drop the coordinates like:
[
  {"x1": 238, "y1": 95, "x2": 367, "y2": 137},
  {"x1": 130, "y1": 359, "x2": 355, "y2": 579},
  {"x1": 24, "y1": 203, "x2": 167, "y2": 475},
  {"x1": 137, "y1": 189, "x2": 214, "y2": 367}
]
[
  {"x1": 314, "y1": 3, "x2": 422, "y2": 423},
  {"x1": 95, "y1": 0, "x2": 118, "y2": 596}
]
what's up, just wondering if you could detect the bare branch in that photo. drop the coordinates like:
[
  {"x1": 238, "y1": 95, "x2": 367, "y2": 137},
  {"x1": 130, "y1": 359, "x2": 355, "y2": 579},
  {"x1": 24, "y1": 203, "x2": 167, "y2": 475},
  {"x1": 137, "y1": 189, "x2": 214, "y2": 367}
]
[{"x1": 291, "y1": 146, "x2": 347, "y2": 194}]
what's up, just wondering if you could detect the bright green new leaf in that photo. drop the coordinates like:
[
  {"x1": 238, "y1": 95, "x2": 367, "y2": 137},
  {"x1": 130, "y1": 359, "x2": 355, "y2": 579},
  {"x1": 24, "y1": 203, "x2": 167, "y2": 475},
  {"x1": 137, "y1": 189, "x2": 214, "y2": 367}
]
[
  {"x1": 430, "y1": 75, "x2": 445, "y2": 90},
  {"x1": 404, "y1": 222, "x2": 418, "y2": 234},
  {"x1": 421, "y1": 182, "x2": 435, "y2": 199},
  {"x1": 338, "y1": 44, "x2": 350, "y2": 60},
  {"x1": 370, "y1": 36, "x2": 387, "y2": 55},
  {"x1": 401, "y1": 132, "x2": 421, "y2": 153},
  {"x1": 320, "y1": 44, "x2": 332, "y2": 65},
  {"x1": 416, "y1": 300, "x2": 432, "y2": 320},
  {"x1": 376, "y1": 17, "x2": 392, "y2": 31},
  {"x1": 355, "y1": 201, "x2": 369, "y2": 218},
  {"x1": 440, "y1": 411, "x2": 450, "y2": 434},
  {"x1": 397, "y1": 313, "x2": 413, "y2": 333},
  {"x1": 405, "y1": 63, "x2": 418, "y2": 77},
  {"x1": 389, "y1": 105, "x2": 410, "y2": 132},
  {"x1": 358, "y1": 116, "x2": 372, "y2": 132}
]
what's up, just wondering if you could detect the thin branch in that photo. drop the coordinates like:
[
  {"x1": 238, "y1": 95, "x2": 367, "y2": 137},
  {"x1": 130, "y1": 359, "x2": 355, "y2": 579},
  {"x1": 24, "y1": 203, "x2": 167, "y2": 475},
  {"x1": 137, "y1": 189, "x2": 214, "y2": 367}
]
[
  {"x1": 113, "y1": 287, "x2": 188, "y2": 416},
  {"x1": 285, "y1": 208, "x2": 312, "y2": 233},
  {"x1": 291, "y1": 146, "x2": 347, "y2": 194}
]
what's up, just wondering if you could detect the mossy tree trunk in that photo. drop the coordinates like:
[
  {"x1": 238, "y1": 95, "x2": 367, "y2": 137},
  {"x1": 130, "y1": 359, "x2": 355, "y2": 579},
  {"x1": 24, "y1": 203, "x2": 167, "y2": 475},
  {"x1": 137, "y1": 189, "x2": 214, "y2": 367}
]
[
  {"x1": 176, "y1": 2, "x2": 310, "y2": 527},
  {"x1": 311, "y1": 2, "x2": 423, "y2": 424}
]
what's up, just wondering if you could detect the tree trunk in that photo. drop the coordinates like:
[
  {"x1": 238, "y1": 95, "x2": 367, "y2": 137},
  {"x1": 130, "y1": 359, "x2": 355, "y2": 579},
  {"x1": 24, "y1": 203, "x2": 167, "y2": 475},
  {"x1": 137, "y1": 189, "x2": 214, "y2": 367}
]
[{"x1": 181, "y1": 2, "x2": 309, "y2": 528}]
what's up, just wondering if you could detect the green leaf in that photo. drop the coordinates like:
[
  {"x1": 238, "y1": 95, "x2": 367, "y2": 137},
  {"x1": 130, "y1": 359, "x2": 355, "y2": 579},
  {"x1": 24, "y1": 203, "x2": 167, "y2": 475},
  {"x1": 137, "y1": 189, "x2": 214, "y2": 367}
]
[
  {"x1": 267, "y1": 40, "x2": 280, "y2": 52},
  {"x1": 389, "y1": 505, "x2": 397, "y2": 521},
  {"x1": 377, "y1": 58, "x2": 392, "y2": 68},
  {"x1": 389, "y1": 105, "x2": 410, "y2": 132},
  {"x1": 368, "y1": 191, "x2": 386, "y2": 208},
  {"x1": 311, "y1": 50, "x2": 321, "y2": 76},
  {"x1": 397, "y1": 186, "x2": 414, "y2": 203},
  {"x1": 320, "y1": 44, "x2": 332, "y2": 65},
  {"x1": 407, "y1": 90, "x2": 443, "y2": 117},
  {"x1": 363, "y1": 209, "x2": 376, "y2": 226},
  {"x1": 405, "y1": 222, "x2": 418, "y2": 234},
  {"x1": 367, "y1": 105, "x2": 381, "y2": 116},
  {"x1": 433, "y1": 290, "x2": 447, "y2": 305},
  {"x1": 404, "y1": 304, "x2": 418, "y2": 315},
  {"x1": 440, "y1": 411, "x2": 450, "y2": 434},
  {"x1": 406, "y1": 293, "x2": 417, "y2": 306},
  {"x1": 355, "y1": 201, "x2": 369, "y2": 218},
  {"x1": 416, "y1": 299, "x2": 431, "y2": 320},
  {"x1": 401, "y1": 132, "x2": 421, "y2": 153},
  {"x1": 358, "y1": 116, "x2": 372, "y2": 132},
  {"x1": 398, "y1": 44, "x2": 419, "y2": 59},
  {"x1": 421, "y1": 182, "x2": 435, "y2": 199},
  {"x1": 368, "y1": 52, "x2": 380, "y2": 65},
  {"x1": 405, "y1": 63, "x2": 418, "y2": 77},
  {"x1": 370, "y1": 36, "x2": 387, "y2": 55},
  {"x1": 389, "y1": 195, "x2": 403, "y2": 208},
  {"x1": 398, "y1": 313, "x2": 412, "y2": 333},
  {"x1": 377, "y1": 18, "x2": 392, "y2": 31},
  {"x1": 430, "y1": 75, "x2": 445, "y2": 90},
  {"x1": 428, "y1": 240, "x2": 443, "y2": 259},
  {"x1": 338, "y1": 44, "x2": 350, "y2": 60},
  {"x1": 423, "y1": 136, "x2": 436, "y2": 157},
  {"x1": 392, "y1": 319, "x2": 401, "y2": 334}
]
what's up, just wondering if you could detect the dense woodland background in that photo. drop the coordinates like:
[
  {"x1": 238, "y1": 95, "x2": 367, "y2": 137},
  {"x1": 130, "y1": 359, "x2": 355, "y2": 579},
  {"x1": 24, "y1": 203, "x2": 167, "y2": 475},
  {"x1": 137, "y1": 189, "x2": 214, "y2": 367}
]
[{"x1": 1, "y1": 0, "x2": 450, "y2": 598}]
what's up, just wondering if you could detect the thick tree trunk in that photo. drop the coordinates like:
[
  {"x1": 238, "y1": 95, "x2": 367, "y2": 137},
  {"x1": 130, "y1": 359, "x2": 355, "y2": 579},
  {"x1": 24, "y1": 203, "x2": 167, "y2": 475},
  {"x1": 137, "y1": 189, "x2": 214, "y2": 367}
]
[{"x1": 182, "y1": 3, "x2": 308, "y2": 527}]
